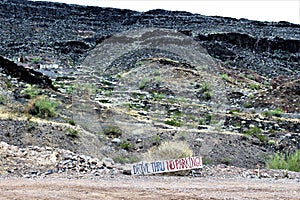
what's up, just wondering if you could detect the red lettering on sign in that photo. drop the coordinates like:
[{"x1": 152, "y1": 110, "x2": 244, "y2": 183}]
[
  {"x1": 167, "y1": 160, "x2": 175, "y2": 170},
  {"x1": 181, "y1": 159, "x2": 186, "y2": 169}
]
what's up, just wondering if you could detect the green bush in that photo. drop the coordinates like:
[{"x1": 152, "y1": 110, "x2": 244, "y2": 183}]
[
  {"x1": 221, "y1": 157, "x2": 232, "y2": 165},
  {"x1": 205, "y1": 114, "x2": 213, "y2": 125},
  {"x1": 5, "y1": 80, "x2": 13, "y2": 89},
  {"x1": 67, "y1": 119, "x2": 76, "y2": 126},
  {"x1": 198, "y1": 118, "x2": 205, "y2": 125},
  {"x1": 197, "y1": 82, "x2": 212, "y2": 101},
  {"x1": 153, "y1": 92, "x2": 165, "y2": 100},
  {"x1": 21, "y1": 84, "x2": 40, "y2": 99},
  {"x1": 113, "y1": 155, "x2": 140, "y2": 164},
  {"x1": 221, "y1": 73, "x2": 229, "y2": 81},
  {"x1": 263, "y1": 108, "x2": 284, "y2": 117},
  {"x1": 202, "y1": 157, "x2": 212, "y2": 165},
  {"x1": 66, "y1": 127, "x2": 79, "y2": 138},
  {"x1": 199, "y1": 114, "x2": 213, "y2": 125},
  {"x1": 120, "y1": 141, "x2": 134, "y2": 150},
  {"x1": 138, "y1": 77, "x2": 150, "y2": 90},
  {"x1": 0, "y1": 95, "x2": 8, "y2": 105},
  {"x1": 103, "y1": 125, "x2": 122, "y2": 138},
  {"x1": 153, "y1": 134, "x2": 161, "y2": 145},
  {"x1": 243, "y1": 102, "x2": 252, "y2": 108},
  {"x1": 31, "y1": 57, "x2": 42, "y2": 64},
  {"x1": 266, "y1": 150, "x2": 300, "y2": 172},
  {"x1": 165, "y1": 118, "x2": 181, "y2": 127},
  {"x1": 27, "y1": 96, "x2": 58, "y2": 118},
  {"x1": 249, "y1": 83, "x2": 260, "y2": 90},
  {"x1": 243, "y1": 126, "x2": 268, "y2": 143},
  {"x1": 144, "y1": 141, "x2": 193, "y2": 162},
  {"x1": 201, "y1": 82, "x2": 210, "y2": 92}
]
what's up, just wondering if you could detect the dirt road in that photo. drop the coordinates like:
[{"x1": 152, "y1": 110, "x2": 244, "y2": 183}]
[{"x1": 0, "y1": 175, "x2": 299, "y2": 200}]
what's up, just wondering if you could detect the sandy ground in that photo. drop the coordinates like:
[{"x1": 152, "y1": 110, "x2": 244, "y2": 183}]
[{"x1": 0, "y1": 175, "x2": 299, "y2": 200}]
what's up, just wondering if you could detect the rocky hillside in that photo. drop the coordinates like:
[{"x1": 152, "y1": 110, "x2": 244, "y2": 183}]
[{"x1": 0, "y1": 0, "x2": 299, "y2": 177}]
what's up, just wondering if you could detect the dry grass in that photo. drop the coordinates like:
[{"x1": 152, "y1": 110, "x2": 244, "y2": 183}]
[{"x1": 144, "y1": 141, "x2": 193, "y2": 162}]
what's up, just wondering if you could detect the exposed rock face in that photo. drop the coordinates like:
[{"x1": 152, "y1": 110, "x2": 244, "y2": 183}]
[
  {"x1": 0, "y1": 56, "x2": 53, "y2": 88},
  {"x1": 0, "y1": 0, "x2": 299, "y2": 78}
]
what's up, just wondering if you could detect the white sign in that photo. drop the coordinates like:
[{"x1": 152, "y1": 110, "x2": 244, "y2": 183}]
[{"x1": 132, "y1": 156, "x2": 202, "y2": 175}]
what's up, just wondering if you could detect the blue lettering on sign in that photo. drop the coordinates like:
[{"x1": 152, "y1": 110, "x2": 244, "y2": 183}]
[
  {"x1": 132, "y1": 162, "x2": 151, "y2": 175},
  {"x1": 151, "y1": 161, "x2": 166, "y2": 173}
]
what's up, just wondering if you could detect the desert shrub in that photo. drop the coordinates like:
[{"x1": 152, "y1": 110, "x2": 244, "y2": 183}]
[
  {"x1": 247, "y1": 74, "x2": 255, "y2": 80},
  {"x1": 138, "y1": 77, "x2": 150, "y2": 90},
  {"x1": 26, "y1": 95, "x2": 58, "y2": 118},
  {"x1": 67, "y1": 118, "x2": 76, "y2": 126},
  {"x1": 198, "y1": 118, "x2": 205, "y2": 125},
  {"x1": 204, "y1": 91, "x2": 212, "y2": 100},
  {"x1": 205, "y1": 114, "x2": 213, "y2": 124},
  {"x1": 266, "y1": 150, "x2": 300, "y2": 172},
  {"x1": 243, "y1": 102, "x2": 252, "y2": 108},
  {"x1": 201, "y1": 82, "x2": 210, "y2": 92},
  {"x1": 221, "y1": 73, "x2": 229, "y2": 81},
  {"x1": 202, "y1": 157, "x2": 212, "y2": 165},
  {"x1": 103, "y1": 125, "x2": 122, "y2": 138},
  {"x1": 135, "y1": 61, "x2": 143, "y2": 66},
  {"x1": 30, "y1": 57, "x2": 42, "y2": 64},
  {"x1": 153, "y1": 92, "x2": 165, "y2": 100},
  {"x1": 0, "y1": 95, "x2": 8, "y2": 105},
  {"x1": 263, "y1": 108, "x2": 284, "y2": 117},
  {"x1": 5, "y1": 80, "x2": 13, "y2": 89},
  {"x1": 198, "y1": 114, "x2": 214, "y2": 125},
  {"x1": 243, "y1": 126, "x2": 268, "y2": 142},
  {"x1": 244, "y1": 126, "x2": 260, "y2": 135},
  {"x1": 153, "y1": 134, "x2": 161, "y2": 145},
  {"x1": 21, "y1": 84, "x2": 40, "y2": 99},
  {"x1": 249, "y1": 83, "x2": 260, "y2": 90},
  {"x1": 165, "y1": 118, "x2": 181, "y2": 127},
  {"x1": 144, "y1": 141, "x2": 193, "y2": 162},
  {"x1": 120, "y1": 141, "x2": 134, "y2": 150},
  {"x1": 66, "y1": 127, "x2": 79, "y2": 138},
  {"x1": 113, "y1": 155, "x2": 140, "y2": 164},
  {"x1": 221, "y1": 157, "x2": 232, "y2": 165},
  {"x1": 195, "y1": 82, "x2": 213, "y2": 101},
  {"x1": 229, "y1": 109, "x2": 240, "y2": 114}
]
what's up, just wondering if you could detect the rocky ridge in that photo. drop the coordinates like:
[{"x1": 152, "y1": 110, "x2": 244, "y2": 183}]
[{"x1": 0, "y1": 0, "x2": 299, "y2": 77}]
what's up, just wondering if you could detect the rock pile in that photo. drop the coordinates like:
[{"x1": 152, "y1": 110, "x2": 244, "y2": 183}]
[
  {"x1": 54, "y1": 152, "x2": 116, "y2": 176},
  {"x1": 1, "y1": 141, "x2": 299, "y2": 180},
  {"x1": 0, "y1": 141, "x2": 118, "y2": 178}
]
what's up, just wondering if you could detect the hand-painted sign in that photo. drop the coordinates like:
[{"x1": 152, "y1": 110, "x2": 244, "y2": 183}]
[{"x1": 132, "y1": 156, "x2": 202, "y2": 175}]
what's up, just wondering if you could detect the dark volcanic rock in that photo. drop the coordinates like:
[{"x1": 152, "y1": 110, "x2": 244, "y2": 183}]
[
  {"x1": 0, "y1": 56, "x2": 53, "y2": 88},
  {"x1": 0, "y1": 0, "x2": 299, "y2": 77}
]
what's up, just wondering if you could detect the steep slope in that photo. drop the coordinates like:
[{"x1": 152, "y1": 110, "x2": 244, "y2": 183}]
[{"x1": 0, "y1": 0, "x2": 299, "y2": 174}]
